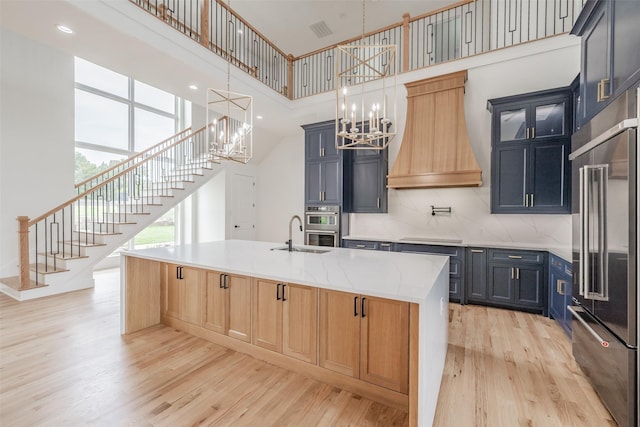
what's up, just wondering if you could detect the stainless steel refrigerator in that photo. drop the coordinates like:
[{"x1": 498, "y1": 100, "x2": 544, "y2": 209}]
[{"x1": 569, "y1": 83, "x2": 638, "y2": 427}]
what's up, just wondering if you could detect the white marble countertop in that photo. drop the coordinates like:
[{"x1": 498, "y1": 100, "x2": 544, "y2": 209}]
[
  {"x1": 343, "y1": 235, "x2": 572, "y2": 261},
  {"x1": 122, "y1": 239, "x2": 449, "y2": 304}
]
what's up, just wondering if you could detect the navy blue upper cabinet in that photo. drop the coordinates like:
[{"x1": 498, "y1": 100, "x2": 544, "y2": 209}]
[
  {"x1": 488, "y1": 88, "x2": 572, "y2": 214},
  {"x1": 572, "y1": 0, "x2": 640, "y2": 123},
  {"x1": 348, "y1": 148, "x2": 388, "y2": 213},
  {"x1": 303, "y1": 120, "x2": 344, "y2": 206}
]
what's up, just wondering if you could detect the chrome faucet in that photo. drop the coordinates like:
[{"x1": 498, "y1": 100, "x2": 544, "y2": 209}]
[{"x1": 287, "y1": 215, "x2": 303, "y2": 252}]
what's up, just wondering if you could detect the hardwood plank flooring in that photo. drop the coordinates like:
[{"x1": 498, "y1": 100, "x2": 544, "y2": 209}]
[{"x1": 0, "y1": 269, "x2": 614, "y2": 426}]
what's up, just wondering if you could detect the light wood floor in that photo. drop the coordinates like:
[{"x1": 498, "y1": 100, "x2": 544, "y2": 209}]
[{"x1": 0, "y1": 269, "x2": 615, "y2": 426}]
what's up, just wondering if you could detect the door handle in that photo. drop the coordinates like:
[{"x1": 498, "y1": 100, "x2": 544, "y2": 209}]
[
  {"x1": 282, "y1": 284, "x2": 287, "y2": 302},
  {"x1": 530, "y1": 194, "x2": 534, "y2": 207},
  {"x1": 511, "y1": 267, "x2": 514, "y2": 280},
  {"x1": 354, "y1": 296, "x2": 359, "y2": 317},
  {"x1": 219, "y1": 274, "x2": 224, "y2": 289},
  {"x1": 526, "y1": 128, "x2": 530, "y2": 139},
  {"x1": 276, "y1": 283, "x2": 281, "y2": 300},
  {"x1": 531, "y1": 127, "x2": 535, "y2": 139},
  {"x1": 557, "y1": 279, "x2": 567, "y2": 295},
  {"x1": 223, "y1": 274, "x2": 229, "y2": 289},
  {"x1": 525, "y1": 194, "x2": 529, "y2": 207},
  {"x1": 361, "y1": 297, "x2": 366, "y2": 318},
  {"x1": 508, "y1": 255, "x2": 522, "y2": 259},
  {"x1": 516, "y1": 268, "x2": 520, "y2": 280}
]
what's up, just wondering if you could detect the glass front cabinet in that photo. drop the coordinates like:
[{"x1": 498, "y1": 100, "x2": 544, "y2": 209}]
[{"x1": 488, "y1": 87, "x2": 573, "y2": 214}]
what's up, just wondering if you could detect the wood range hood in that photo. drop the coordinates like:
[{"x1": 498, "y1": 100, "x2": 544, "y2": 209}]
[{"x1": 387, "y1": 70, "x2": 482, "y2": 189}]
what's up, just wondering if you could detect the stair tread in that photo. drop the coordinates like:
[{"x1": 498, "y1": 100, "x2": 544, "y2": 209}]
[
  {"x1": 0, "y1": 276, "x2": 48, "y2": 291},
  {"x1": 37, "y1": 253, "x2": 89, "y2": 261},
  {"x1": 29, "y1": 263, "x2": 69, "y2": 274},
  {"x1": 62, "y1": 240, "x2": 107, "y2": 247},
  {"x1": 75, "y1": 230, "x2": 123, "y2": 236}
]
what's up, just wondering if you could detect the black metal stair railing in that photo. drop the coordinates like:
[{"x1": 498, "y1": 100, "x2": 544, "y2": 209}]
[
  {"x1": 18, "y1": 125, "x2": 211, "y2": 289},
  {"x1": 128, "y1": 0, "x2": 585, "y2": 100}
]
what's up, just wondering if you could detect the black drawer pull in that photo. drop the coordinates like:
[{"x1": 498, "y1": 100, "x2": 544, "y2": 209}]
[
  {"x1": 354, "y1": 296, "x2": 359, "y2": 317},
  {"x1": 282, "y1": 284, "x2": 287, "y2": 302},
  {"x1": 219, "y1": 274, "x2": 224, "y2": 289},
  {"x1": 361, "y1": 297, "x2": 366, "y2": 318},
  {"x1": 276, "y1": 283, "x2": 281, "y2": 300}
]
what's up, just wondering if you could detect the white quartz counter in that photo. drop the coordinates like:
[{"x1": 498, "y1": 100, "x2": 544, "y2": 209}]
[
  {"x1": 343, "y1": 234, "x2": 572, "y2": 261},
  {"x1": 123, "y1": 239, "x2": 449, "y2": 304}
]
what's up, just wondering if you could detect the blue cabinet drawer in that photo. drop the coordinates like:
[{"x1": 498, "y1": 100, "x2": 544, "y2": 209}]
[
  {"x1": 488, "y1": 249, "x2": 544, "y2": 264},
  {"x1": 343, "y1": 240, "x2": 378, "y2": 250}
]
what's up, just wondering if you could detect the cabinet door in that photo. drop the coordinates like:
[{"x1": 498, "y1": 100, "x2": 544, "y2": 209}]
[
  {"x1": 227, "y1": 274, "x2": 252, "y2": 342},
  {"x1": 319, "y1": 289, "x2": 360, "y2": 377},
  {"x1": 582, "y1": 4, "x2": 610, "y2": 121},
  {"x1": 351, "y1": 157, "x2": 384, "y2": 213},
  {"x1": 305, "y1": 160, "x2": 323, "y2": 205},
  {"x1": 252, "y1": 278, "x2": 282, "y2": 353},
  {"x1": 360, "y1": 296, "x2": 409, "y2": 394},
  {"x1": 492, "y1": 145, "x2": 527, "y2": 212},
  {"x1": 548, "y1": 268, "x2": 565, "y2": 323},
  {"x1": 466, "y1": 249, "x2": 487, "y2": 301},
  {"x1": 204, "y1": 271, "x2": 227, "y2": 334},
  {"x1": 181, "y1": 267, "x2": 205, "y2": 325},
  {"x1": 488, "y1": 264, "x2": 514, "y2": 304},
  {"x1": 515, "y1": 266, "x2": 544, "y2": 308},
  {"x1": 531, "y1": 99, "x2": 568, "y2": 140},
  {"x1": 321, "y1": 159, "x2": 341, "y2": 205},
  {"x1": 163, "y1": 263, "x2": 182, "y2": 319},
  {"x1": 282, "y1": 283, "x2": 318, "y2": 364},
  {"x1": 496, "y1": 106, "x2": 528, "y2": 143},
  {"x1": 612, "y1": 0, "x2": 640, "y2": 96},
  {"x1": 529, "y1": 141, "x2": 570, "y2": 213}
]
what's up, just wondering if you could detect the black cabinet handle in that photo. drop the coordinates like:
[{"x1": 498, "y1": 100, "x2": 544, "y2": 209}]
[
  {"x1": 219, "y1": 274, "x2": 224, "y2": 289},
  {"x1": 276, "y1": 283, "x2": 281, "y2": 300},
  {"x1": 224, "y1": 274, "x2": 229, "y2": 289},
  {"x1": 354, "y1": 296, "x2": 359, "y2": 317},
  {"x1": 282, "y1": 284, "x2": 287, "y2": 302},
  {"x1": 361, "y1": 297, "x2": 366, "y2": 318},
  {"x1": 176, "y1": 266, "x2": 180, "y2": 279}
]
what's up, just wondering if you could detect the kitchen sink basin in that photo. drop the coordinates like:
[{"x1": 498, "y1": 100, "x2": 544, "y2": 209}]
[
  {"x1": 271, "y1": 246, "x2": 332, "y2": 254},
  {"x1": 399, "y1": 236, "x2": 463, "y2": 244}
]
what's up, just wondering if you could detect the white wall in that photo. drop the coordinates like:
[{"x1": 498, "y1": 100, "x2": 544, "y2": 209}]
[
  {"x1": 0, "y1": 29, "x2": 75, "y2": 277},
  {"x1": 255, "y1": 37, "x2": 581, "y2": 251},
  {"x1": 256, "y1": 133, "x2": 305, "y2": 245}
]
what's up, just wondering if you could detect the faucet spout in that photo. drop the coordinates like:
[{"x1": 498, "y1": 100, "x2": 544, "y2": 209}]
[{"x1": 288, "y1": 215, "x2": 303, "y2": 252}]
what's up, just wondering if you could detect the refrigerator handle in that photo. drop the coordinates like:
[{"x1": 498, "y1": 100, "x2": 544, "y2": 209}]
[
  {"x1": 567, "y1": 306, "x2": 610, "y2": 348},
  {"x1": 596, "y1": 166, "x2": 609, "y2": 301},
  {"x1": 579, "y1": 166, "x2": 588, "y2": 298}
]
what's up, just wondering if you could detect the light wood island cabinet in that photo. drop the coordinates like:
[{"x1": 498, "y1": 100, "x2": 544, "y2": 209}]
[
  {"x1": 204, "y1": 271, "x2": 252, "y2": 342},
  {"x1": 162, "y1": 263, "x2": 205, "y2": 326},
  {"x1": 122, "y1": 240, "x2": 451, "y2": 427},
  {"x1": 252, "y1": 278, "x2": 318, "y2": 364},
  {"x1": 319, "y1": 289, "x2": 409, "y2": 394}
]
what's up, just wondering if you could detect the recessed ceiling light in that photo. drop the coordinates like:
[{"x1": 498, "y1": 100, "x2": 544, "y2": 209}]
[
  {"x1": 189, "y1": 84, "x2": 198, "y2": 90},
  {"x1": 256, "y1": 115, "x2": 263, "y2": 120},
  {"x1": 56, "y1": 25, "x2": 73, "y2": 34}
]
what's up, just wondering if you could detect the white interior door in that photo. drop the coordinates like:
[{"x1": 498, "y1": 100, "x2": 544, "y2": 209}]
[{"x1": 230, "y1": 173, "x2": 256, "y2": 240}]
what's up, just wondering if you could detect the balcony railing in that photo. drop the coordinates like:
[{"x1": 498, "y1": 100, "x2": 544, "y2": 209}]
[{"x1": 129, "y1": 0, "x2": 585, "y2": 100}]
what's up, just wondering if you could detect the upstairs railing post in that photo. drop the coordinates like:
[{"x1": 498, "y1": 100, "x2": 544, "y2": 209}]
[
  {"x1": 17, "y1": 216, "x2": 30, "y2": 290},
  {"x1": 402, "y1": 13, "x2": 410, "y2": 73},
  {"x1": 200, "y1": 0, "x2": 210, "y2": 48},
  {"x1": 287, "y1": 54, "x2": 294, "y2": 100}
]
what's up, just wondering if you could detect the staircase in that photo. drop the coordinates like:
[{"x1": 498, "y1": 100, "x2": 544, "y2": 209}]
[{"x1": 0, "y1": 125, "x2": 219, "y2": 301}]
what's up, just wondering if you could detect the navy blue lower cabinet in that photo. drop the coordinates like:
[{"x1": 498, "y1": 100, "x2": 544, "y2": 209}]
[
  {"x1": 394, "y1": 243, "x2": 464, "y2": 304},
  {"x1": 465, "y1": 248, "x2": 487, "y2": 302},
  {"x1": 548, "y1": 254, "x2": 573, "y2": 337},
  {"x1": 467, "y1": 248, "x2": 547, "y2": 315}
]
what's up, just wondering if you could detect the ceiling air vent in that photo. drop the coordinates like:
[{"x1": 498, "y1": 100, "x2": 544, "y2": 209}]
[{"x1": 309, "y1": 21, "x2": 333, "y2": 39}]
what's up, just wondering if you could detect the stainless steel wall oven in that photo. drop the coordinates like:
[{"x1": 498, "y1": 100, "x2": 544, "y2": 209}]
[{"x1": 304, "y1": 205, "x2": 341, "y2": 247}]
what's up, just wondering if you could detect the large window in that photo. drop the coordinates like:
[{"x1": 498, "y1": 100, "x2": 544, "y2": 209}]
[{"x1": 74, "y1": 57, "x2": 191, "y2": 252}]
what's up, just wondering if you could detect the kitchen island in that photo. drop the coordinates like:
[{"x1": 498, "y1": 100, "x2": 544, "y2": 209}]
[{"x1": 120, "y1": 240, "x2": 449, "y2": 427}]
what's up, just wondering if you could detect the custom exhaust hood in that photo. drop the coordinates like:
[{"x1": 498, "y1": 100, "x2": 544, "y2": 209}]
[{"x1": 387, "y1": 70, "x2": 482, "y2": 189}]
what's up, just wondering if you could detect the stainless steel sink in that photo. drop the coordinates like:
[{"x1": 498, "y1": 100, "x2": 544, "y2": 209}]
[
  {"x1": 271, "y1": 246, "x2": 332, "y2": 254},
  {"x1": 399, "y1": 236, "x2": 463, "y2": 244}
]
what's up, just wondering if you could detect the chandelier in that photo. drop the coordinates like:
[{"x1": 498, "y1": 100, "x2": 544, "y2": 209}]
[
  {"x1": 335, "y1": 0, "x2": 397, "y2": 150},
  {"x1": 208, "y1": 0, "x2": 252, "y2": 163}
]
